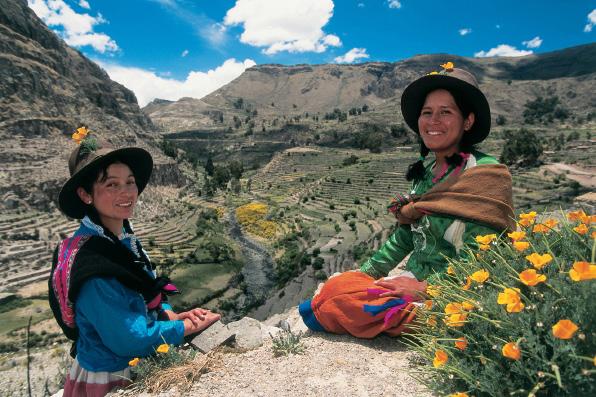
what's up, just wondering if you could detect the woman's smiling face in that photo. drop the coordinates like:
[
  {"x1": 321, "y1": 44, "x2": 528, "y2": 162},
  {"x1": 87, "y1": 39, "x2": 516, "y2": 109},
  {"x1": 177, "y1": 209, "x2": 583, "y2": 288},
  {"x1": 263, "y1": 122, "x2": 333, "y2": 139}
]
[
  {"x1": 78, "y1": 162, "x2": 138, "y2": 234},
  {"x1": 417, "y1": 89, "x2": 474, "y2": 157}
]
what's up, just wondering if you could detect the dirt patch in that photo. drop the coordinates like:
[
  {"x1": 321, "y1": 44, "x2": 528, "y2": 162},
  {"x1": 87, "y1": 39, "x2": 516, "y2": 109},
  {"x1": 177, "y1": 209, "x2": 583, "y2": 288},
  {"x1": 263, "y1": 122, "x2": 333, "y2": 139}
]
[{"x1": 543, "y1": 163, "x2": 596, "y2": 188}]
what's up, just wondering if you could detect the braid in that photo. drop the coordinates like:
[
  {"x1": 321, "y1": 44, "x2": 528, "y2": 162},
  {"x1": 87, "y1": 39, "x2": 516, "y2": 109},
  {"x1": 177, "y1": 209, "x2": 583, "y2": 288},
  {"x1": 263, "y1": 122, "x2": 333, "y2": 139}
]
[{"x1": 406, "y1": 142, "x2": 430, "y2": 181}]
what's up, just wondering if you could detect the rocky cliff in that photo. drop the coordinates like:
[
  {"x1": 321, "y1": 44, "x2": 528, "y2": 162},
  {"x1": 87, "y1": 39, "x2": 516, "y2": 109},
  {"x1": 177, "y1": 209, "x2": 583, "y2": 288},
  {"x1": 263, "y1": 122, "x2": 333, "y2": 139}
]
[{"x1": 0, "y1": 0, "x2": 183, "y2": 212}]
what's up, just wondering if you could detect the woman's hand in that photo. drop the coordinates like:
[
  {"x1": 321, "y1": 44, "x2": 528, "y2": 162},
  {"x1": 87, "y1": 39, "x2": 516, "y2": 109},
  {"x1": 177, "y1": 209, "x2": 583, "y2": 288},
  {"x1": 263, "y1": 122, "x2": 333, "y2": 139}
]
[{"x1": 374, "y1": 276, "x2": 427, "y2": 300}]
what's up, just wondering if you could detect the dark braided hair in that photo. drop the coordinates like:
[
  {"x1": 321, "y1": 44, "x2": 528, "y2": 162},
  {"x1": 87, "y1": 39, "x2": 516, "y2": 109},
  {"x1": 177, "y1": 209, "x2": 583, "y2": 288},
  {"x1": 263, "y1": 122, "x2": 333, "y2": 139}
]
[{"x1": 405, "y1": 88, "x2": 476, "y2": 182}]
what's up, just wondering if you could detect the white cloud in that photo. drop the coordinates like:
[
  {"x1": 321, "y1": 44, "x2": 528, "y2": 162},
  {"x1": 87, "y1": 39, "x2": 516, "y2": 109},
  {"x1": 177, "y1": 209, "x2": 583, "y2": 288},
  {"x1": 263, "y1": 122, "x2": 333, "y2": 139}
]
[
  {"x1": 387, "y1": 0, "x2": 401, "y2": 9},
  {"x1": 78, "y1": 0, "x2": 90, "y2": 9},
  {"x1": 459, "y1": 28, "x2": 472, "y2": 36},
  {"x1": 496, "y1": 24, "x2": 501, "y2": 29},
  {"x1": 357, "y1": 3, "x2": 365, "y2": 7},
  {"x1": 97, "y1": 58, "x2": 257, "y2": 106},
  {"x1": 223, "y1": 0, "x2": 341, "y2": 55},
  {"x1": 28, "y1": 0, "x2": 118, "y2": 53},
  {"x1": 334, "y1": 47, "x2": 369, "y2": 63},
  {"x1": 584, "y1": 9, "x2": 596, "y2": 32},
  {"x1": 522, "y1": 36, "x2": 542, "y2": 49},
  {"x1": 181, "y1": 49, "x2": 189, "y2": 57},
  {"x1": 474, "y1": 44, "x2": 532, "y2": 58}
]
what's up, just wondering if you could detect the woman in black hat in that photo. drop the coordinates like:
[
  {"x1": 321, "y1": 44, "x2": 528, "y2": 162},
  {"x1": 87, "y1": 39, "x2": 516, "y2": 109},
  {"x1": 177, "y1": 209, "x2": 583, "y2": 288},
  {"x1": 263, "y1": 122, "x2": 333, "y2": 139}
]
[
  {"x1": 49, "y1": 130, "x2": 220, "y2": 396},
  {"x1": 300, "y1": 63, "x2": 515, "y2": 337}
]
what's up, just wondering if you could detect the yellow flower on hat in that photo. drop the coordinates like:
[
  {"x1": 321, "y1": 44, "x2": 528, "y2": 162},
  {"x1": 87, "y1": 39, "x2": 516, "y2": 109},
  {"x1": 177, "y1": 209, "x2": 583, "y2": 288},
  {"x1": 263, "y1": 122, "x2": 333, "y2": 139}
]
[
  {"x1": 519, "y1": 269, "x2": 547, "y2": 286},
  {"x1": 470, "y1": 269, "x2": 489, "y2": 283},
  {"x1": 552, "y1": 319, "x2": 579, "y2": 339},
  {"x1": 502, "y1": 342, "x2": 521, "y2": 360},
  {"x1": 71, "y1": 126, "x2": 89, "y2": 145},
  {"x1": 569, "y1": 261, "x2": 596, "y2": 281},
  {"x1": 428, "y1": 71, "x2": 439, "y2": 75},
  {"x1": 525, "y1": 253, "x2": 553, "y2": 269},
  {"x1": 440, "y1": 61, "x2": 454, "y2": 71},
  {"x1": 156, "y1": 344, "x2": 170, "y2": 354},
  {"x1": 433, "y1": 350, "x2": 448, "y2": 367}
]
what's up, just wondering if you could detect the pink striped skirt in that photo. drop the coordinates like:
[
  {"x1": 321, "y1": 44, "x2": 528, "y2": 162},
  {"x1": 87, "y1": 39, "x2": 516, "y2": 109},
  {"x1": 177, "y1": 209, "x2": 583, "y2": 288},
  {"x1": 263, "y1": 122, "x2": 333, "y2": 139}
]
[{"x1": 63, "y1": 358, "x2": 132, "y2": 397}]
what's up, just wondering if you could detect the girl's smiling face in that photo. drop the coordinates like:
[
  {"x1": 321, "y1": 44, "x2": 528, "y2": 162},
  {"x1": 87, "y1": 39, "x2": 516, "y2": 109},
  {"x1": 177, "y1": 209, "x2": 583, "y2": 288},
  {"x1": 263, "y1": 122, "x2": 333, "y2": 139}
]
[
  {"x1": 77, "y1": 162, "x2": 138, "y2": 235},
  {"x1": 418, "y1": 89, "x2": 475, "y2": 157}
]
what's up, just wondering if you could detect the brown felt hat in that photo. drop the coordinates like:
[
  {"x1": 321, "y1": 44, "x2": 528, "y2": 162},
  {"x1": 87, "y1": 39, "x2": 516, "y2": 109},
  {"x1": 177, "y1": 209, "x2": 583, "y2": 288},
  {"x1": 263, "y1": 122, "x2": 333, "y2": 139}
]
[
  {"x1": 400, "y1": 67, "x2": 491, "y2": 145},
  {"x1": 58, "y1": 137, "x2": 153, "y2": 219}
]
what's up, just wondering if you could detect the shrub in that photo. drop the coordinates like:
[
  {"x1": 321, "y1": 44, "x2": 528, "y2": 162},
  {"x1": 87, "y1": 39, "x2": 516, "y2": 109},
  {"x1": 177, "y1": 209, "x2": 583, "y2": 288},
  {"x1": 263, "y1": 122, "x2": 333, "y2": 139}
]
[
  {"x1": 312, "y1": 257, "x2": 324, "y2": 270},
  {"x1": 271, "y1": 329, "x2": 305, "y2": 357},
  {"x1": 354, "y1": 198, "x2": 361, "y2": 205},
  {"x1": 500, "y1": 128, "x2": 543, "y2": 167},
  {"x1": 405, "y1": 209, "x2": 595, "y2": 397},
  {"x1": 314, "y1": 270, "x2": 328, "y2": 280}
]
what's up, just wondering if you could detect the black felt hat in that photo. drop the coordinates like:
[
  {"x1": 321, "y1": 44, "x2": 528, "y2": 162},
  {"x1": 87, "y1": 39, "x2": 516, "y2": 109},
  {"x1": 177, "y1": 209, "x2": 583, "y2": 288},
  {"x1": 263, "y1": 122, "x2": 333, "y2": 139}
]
[
  {"x1": 58, "y1": 135, "x2": 153, "y2": 219},
  {"x1": 400, "y1": 66, "x2": 491, "y2": 145}
]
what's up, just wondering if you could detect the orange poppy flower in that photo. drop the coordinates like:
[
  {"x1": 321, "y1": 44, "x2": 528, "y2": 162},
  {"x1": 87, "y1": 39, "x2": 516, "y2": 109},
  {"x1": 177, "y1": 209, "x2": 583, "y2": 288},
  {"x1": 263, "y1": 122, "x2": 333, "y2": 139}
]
[
  {"x1": 440, "y1": 61, "x2": 454, "y2": 71},
  {"x1": 156, "y1": 343, "x2": 170, "y2": 354},
  {"x1": 532, "y1": 224, "x2": 550, "y2": 233},
  {"x1": 519, "y1": 269, "x2": 547, "y2": 286},
  {"x1": 569, "y1": 261, "x2": 596, "y2": 281},
  {"x1": 513, "y1": 241, "x2": 530, "y2": 252},
  {"x1": 426, "y1": 285, "x2": 440, "y2": 297},
  {"x1": 497, "y1": 288, "x2": 525, "y2": 313},
  {"x1": 479, "y1": 244, "x2": 490, "y2": 251},
  {"x1": 454, "y1": 338, "x2": 468, "y2": 351},
  {"x1": 475, "y1": 234, "x2": 497, "y2": 245},
  {"x1": 552, "y1": 319, "x2": 579, "y2": 339},
  {"x1": 567, "y1": 210, "x2": 587, "y2": 222},
  {"x1": 507, "y1": 231, "x2": 526, "y2": 241},
  {"x1": 502, "y1": 342, "x2": 521, "y2": 360},
  {"x1": 470, "y1": 269, "x2": 489, "y2": 283},
  {"x1": 433, "y1": 350, "x2": 448, "y2": 367},
  {"x1": 445, "y1": 313, "x2": 468, "y2": 327},
  {"x1": 461, "y1": 301, "x2": 475, "y2": 311},
  {"x1": 519, "y1": 211, "x2": 537, "y2": 227},
  {"x1": 462, "y1": 276, "x2": 472, "y2": 290},
  {"x1": 449, "y1": 393, "x2": 469, "y2": 397},
  {"x1": 445, "y1": 302, "x2": 463, "y2": 315},
  {"x1": 525, "y1": 253, "x2": 553, "y2": 269},
  {"x1": 427, "y1": 315, "x2": 437, "y2": 327},
  {"x1": 424, "y1": 300, "x2": 433, "y2": 310},
  {"x1": 573, "y1": 223, "x2": 589, "y2": 235},
  {"x1": 128, "y1": 357, "x2": 140, "y2": 367},
  {"x1": 543, "y1": 219, "x2": 559, "y2": 228},
  {"x1": 447, "y1": 266, "x2": 456, "y2": 275}
]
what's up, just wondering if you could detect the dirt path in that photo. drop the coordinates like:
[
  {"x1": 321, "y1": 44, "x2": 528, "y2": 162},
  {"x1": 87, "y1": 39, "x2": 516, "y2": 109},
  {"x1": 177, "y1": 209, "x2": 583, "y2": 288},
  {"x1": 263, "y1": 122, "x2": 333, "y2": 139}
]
[{"x1": 543, "y1": 163, "x2": 596, "y2": 188}]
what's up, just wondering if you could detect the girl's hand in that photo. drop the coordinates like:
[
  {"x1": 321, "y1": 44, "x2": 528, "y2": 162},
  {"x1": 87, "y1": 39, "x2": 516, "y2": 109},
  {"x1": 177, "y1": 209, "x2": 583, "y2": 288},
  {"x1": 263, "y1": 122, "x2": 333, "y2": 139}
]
[
  {"x1": 182, "y1": 311, "x2": 221, "y2": 336},
  {"x1": 374, "y1": 276, "x2": 427, "y2": 300},
  {"x1": 177, "y1": 308, "x2": 209, "y2": 326}
]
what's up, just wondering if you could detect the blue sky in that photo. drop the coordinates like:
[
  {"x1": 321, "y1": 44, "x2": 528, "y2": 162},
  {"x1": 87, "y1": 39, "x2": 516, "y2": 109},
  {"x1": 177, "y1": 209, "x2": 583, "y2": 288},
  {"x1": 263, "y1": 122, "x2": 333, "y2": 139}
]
[{"x1": 28, "y1": 0, "x2": 596, "y2": 106}]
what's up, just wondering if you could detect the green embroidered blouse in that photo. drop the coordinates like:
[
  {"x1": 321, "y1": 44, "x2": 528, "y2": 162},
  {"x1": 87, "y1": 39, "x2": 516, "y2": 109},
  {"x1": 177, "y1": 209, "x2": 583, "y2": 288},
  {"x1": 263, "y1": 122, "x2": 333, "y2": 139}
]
[{"x1": 359, "y1": 151, "x2": 500, "y2": 281}]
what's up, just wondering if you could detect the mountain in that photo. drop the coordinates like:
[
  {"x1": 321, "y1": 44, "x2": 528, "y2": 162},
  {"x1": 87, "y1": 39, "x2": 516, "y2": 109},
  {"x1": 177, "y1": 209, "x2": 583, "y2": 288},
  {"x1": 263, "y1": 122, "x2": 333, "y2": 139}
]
[
  {"x1": 0, "y1": 0, "x2": 181, "y2": 212},
  {"x1": 145, "y1": 43, "x2": 596, "y2": 135}
]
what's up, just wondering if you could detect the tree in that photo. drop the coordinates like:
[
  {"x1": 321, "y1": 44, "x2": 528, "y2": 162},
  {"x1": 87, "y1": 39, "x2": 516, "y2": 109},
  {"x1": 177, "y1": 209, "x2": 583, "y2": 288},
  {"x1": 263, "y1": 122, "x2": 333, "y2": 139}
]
[
  {"x1": 213, "y1": 166, "x2": 231, "y2": 188},
  {"x1": 500, "y1": 128, "x2": 543, "y2": 167},
  {"x1": 205, "y1": 155, "x2": 214, "y2": 176},
  {"x1": 229, "y1": 160, "x2": 244, "y2": 179}
]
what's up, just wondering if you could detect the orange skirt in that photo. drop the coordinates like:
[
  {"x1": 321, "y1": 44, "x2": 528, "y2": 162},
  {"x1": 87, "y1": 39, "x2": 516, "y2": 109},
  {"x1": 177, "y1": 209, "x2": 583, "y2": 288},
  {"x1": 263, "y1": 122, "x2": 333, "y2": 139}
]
[{"x1": 299, "y1": 272, "x2": 418, "y2": 338}]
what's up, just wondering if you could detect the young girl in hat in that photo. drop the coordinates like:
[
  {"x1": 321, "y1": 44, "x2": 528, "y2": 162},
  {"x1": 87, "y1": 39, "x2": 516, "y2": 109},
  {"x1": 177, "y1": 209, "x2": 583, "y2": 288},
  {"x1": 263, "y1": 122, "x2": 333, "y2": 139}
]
[
  {"x1": 300, "y1": 63, "x2": 515, "y2": 337},
  {"x1": 50, "y1": 130, "x2": 220, "y2": 396}
]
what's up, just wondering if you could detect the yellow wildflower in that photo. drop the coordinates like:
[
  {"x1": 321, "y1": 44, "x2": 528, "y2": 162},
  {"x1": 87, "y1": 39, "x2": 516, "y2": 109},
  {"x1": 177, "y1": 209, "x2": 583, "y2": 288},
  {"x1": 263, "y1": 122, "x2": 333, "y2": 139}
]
[
  {"x1": 128, "y1": 357, "x2": 140, "y2": 367},
  {"x1": 475, "y1": 234, "x2": 497, "y2": 245},
  {"x1": 513, "y1": 241, "x2": 530, "y2": 252},
  {"x1": 470, "y1": 269, "x2": 489, "y2": 283},
  {"x1": 433, "y1": 350, "x2": 448, "y2": 368},
  {"x1": 507, "y1": 231, "x2": 526, "y2": 241},
  {"x1": 552, "y1": 319, "x2": 579, "y2": 339},
  {"x1": 544, "y1": 218, "x2": 559, "y2": 228},
  {"x1": 427, "y1": 315, "x2": 437, "y2": 327},
  {"x1": 573, "y1": 223, "x2": 589, "y2": 235},
  {"x1": 156, "y1": 344, "x2": 170, "y2": 354},
  {"x1": 592, "y1": 230, "x2": 596, "y2": 239},
  {"x1": 426, "y1": 285, "x2": 440, "y2": 297},
  {"x1": 449, "y1": 393, "x2": 469, "y2": 397},
  {"x1": 461, "y1": 301, "x2": 475, "y2": 311},
  {"x1": 423, "y1": 300, "x2": 433, "y2": 310},
  {"x1": 428, "y1": 71, "x2": 439, "y2": 75},
  {"x1": 502, "y1": 342, "x2": 521, "y2": 360},
  {"x1": 532, "y1": 224, "x2": 550, "y2": 233},
  {"x1": 519, "y1": 269, "x2": 547, "y2": 286},
  {"x1": 525, "y1": 253, "x2": 553, "y2": 269},
  {"x1": 497, "y1": 287, "x2": 525, "y2": 313},
  {"x1": 479, "y1": 244, "x2": 490, "y2": 251},
  {"x1": 569, "y1": 261, "x2": 596, "y2": 281},
  {"x1": 447, "y1": 266, "x2": 456, "y2": 275},
  {"x1": 71, "y1": 126, "x2": 89, "y2": 145},
  {"x1": 454, "y1": 338, "x2": 468, "y2": 351}
]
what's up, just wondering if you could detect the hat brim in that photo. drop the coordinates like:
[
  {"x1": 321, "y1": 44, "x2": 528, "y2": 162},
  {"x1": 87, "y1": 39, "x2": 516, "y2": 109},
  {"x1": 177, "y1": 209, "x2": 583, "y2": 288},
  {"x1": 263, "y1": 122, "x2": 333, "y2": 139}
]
[
  {"x1": 58, "y1": 147, "x2": 153, "y2": 219},
  {"x1": 400, "y1": 74, "x2": 491, "y2": 145}
]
